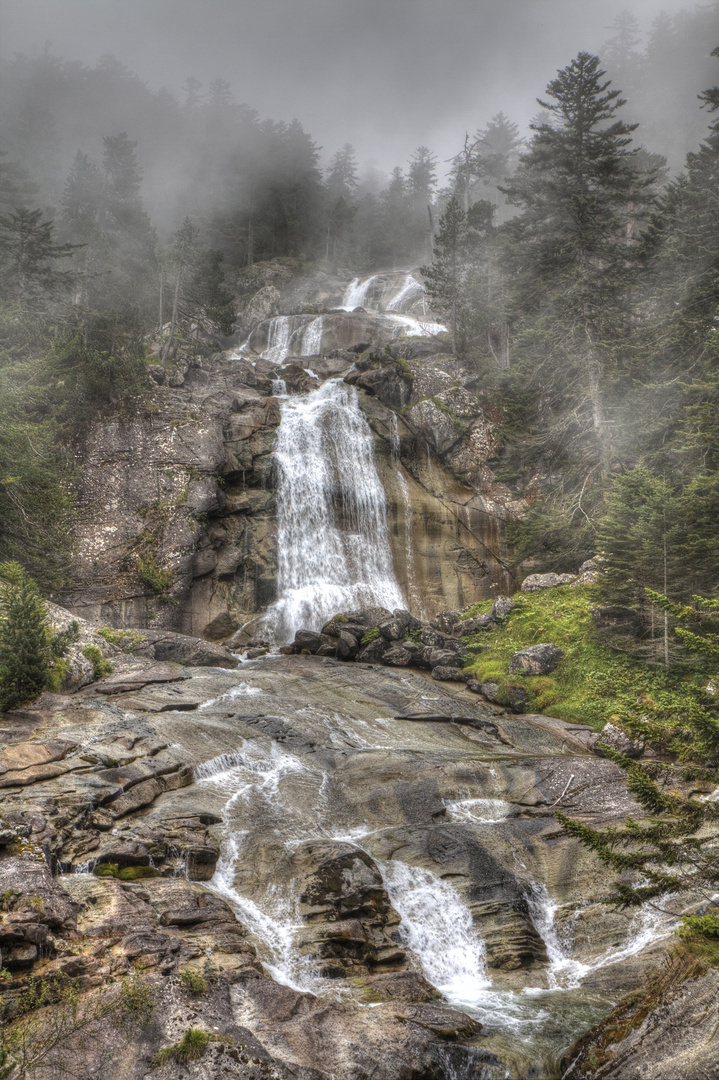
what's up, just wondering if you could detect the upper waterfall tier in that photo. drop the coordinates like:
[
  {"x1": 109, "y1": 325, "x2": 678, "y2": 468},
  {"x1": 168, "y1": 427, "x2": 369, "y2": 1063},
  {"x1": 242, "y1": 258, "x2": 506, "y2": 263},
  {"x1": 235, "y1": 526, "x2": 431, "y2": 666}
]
[
  {"x1": 260, "y1": 378, "x2": 405, "y2": 641},
  {"x1": 339, "y1": 271, "x2": 425, "y2": 313}
]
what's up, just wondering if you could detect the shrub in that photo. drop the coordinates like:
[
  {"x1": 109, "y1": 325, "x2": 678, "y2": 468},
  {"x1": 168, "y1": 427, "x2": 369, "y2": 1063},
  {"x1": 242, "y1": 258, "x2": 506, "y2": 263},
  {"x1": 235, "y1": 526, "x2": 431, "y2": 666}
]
[
  {"x1": 360, "y1": 627, "x2": 380, "y2": 645},
  {"x1": 137, "y1": 552, "x2": 173, "y2": 596},
  {"x1": 82, "y1": 645, "x2": 113, "y2": 680},
  {"x1": 179, "y1": 970, "x2": 207, "y2": 994}
]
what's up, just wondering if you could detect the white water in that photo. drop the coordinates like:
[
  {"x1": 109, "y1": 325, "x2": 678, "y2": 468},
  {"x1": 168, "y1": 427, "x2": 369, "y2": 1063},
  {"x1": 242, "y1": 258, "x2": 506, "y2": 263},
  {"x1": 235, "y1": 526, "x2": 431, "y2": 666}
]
[
  {"x1": 197, "y1": 681, "x2": 262, "y2": 711},
  {"x1": 525, "y1": 882, "x2": 677, "y2": 991},
  {"x1": 271, "y1": 378, "x2": 287, "y2": 396},
  {"x1": 261, "y1": 378, "x2": 405, "y2": 641},
  {"x1": 199, "y1": 739, "x2": 321, "y2": 992},
  {"x1": 444, "y1": 797, "x2": 510, "y2": 824},
  {"x1": 386, "y1": 273, "x2": 422, "y2": 311},
  {"x1": 340, "y1": 275, "x2": 375, "y2": 311},
  {"x1": 238, "y1": 314, "x2": 325, "y2": 364},
  {"x1": 382, "y1": 861, "x2": 491, "y2": 999}
]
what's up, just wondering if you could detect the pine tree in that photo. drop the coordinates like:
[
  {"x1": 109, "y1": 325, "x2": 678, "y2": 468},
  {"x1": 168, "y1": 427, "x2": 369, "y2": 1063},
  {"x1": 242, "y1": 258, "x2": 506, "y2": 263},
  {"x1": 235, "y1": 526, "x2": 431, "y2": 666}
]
[
  {"x1": 502, "y1": 53, "x2": 655, "y2": 468},
  {"x1": 0, "y1": 562, "x2": 50, "y2": 712},
  {"x1": 421, "y1": 196, "x2": 466, "y2": 349},
  {"x1": 0, "y1": 207, "x2": 77, "y2": 304}
]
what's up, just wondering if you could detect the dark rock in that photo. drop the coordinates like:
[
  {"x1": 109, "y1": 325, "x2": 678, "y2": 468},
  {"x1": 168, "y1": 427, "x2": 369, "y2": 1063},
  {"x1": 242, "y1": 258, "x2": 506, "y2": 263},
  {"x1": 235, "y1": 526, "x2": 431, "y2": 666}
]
[
  {"x1": 454, "y1": 618, "x2": 479, "y2": 636},
  {"x1": 508, "y1": 643, "x2": 564, "y2": 675},
  {"x1": 337, "y1": 630, "x2": 359, "y2": 660},
  {"x1": 428, "y1": 649, "x2": 462, "y2": 669},
  {"x1": 382, "y1": 646, "x2": 412, "y2": 667},
  {"x1": 490, "y1": 596, "x2": 514, "y2": 621},
  {"x1": 431, "y1": 611, "x2": 462, "y2": 634},
  {"x1": 480, "y1": 682, "x2": 501, "y2": 703},
  {"x1": 466, "y1": 679, "x2": 484, "y2": 695},
  {"x1": 379, "y1": 611, "x2": 412, "y2": 640},
  {"x1": 507, "y1": 685, "x2": 530, "y2": 713},
  {"x1": 316, "y1": 643, "x2": 337, "y2": 657},
  {"x1": 245, "y1": 646, "x2": 269, "y2": 659},
  {"x1": 431, "y1": 666, "x2": 470, "y2": 682},
  {"x1": 294, "y1": 630, "x2": 325, "y2": 654},
  {"x1": 357, "y1": 637, "x2": 391, "y2": 664}
]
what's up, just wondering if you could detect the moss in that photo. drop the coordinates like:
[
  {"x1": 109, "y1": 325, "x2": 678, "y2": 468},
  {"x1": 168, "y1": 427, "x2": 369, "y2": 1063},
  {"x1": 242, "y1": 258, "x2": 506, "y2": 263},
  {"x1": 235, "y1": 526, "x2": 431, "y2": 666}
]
[
  {"x1": 97, "y1": 627, "x2": 148, "y2": 651},
  {"x1": 360, "y1": 627, "x2": 380, "y2": 645},
  {"x1": 93, "y1": 863, "x2": 119, "y2": 878},
  {"x1": 81, "y1": 646, "x2": 113, "y2": 679},
  {"x1": 179, "y1": 970, "x2": 207, "y2": 994},
  {"x1": 461, "y1": 586, "x2": 719, "y2": 749},
  {"x1": 117, "y1": 866, "x2": 160, "y2": 881}
]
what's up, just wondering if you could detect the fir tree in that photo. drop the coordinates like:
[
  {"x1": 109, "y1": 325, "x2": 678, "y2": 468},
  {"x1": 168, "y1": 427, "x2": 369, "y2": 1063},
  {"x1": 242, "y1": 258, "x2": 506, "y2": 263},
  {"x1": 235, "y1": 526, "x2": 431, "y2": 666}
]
[{"x1": 0, "y1": 562, "x2": 50, "y2": 712}]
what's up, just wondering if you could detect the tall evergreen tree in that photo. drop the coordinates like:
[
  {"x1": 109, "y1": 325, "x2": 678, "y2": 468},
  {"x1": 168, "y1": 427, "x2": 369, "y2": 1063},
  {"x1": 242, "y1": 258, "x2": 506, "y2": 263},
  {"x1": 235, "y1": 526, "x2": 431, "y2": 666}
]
[{"x1": 502, "y1": 52, "x2": 656, "y2": 468}]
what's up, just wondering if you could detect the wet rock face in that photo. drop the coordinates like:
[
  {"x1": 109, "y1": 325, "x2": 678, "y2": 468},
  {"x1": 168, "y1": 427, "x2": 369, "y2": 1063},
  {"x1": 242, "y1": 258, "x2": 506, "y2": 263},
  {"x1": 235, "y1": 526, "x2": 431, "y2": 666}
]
[
  {"x1": 0, "y1": 652, "x2": 679, "y2": 1080},
  {"x1": 294, "y1": 843, "x2": 407, "y2": 978}
]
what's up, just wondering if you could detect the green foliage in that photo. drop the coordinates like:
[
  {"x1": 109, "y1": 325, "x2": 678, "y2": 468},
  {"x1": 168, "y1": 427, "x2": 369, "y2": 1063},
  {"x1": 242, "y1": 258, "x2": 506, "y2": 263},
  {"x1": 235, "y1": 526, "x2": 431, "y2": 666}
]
[
  {"x1": 0, "y1": 972, "x2": 155, "y2": 1076},
  {"x1": 0, "y1": 562, "x2": 49, "y2": 712},
  {"x1": 360, "y1": 627, "x2": 380, "y2": 645},
  {"x1": 81, "y1": 645, "x2": 113, "y2": 680},
  {"x1": 97, "y1": 626, "x2": 147, "y2": 650},
  {"x1": 137, "y1": 552, "x2": 173, "y2": 596},
  {"x1": 154, "y1": 1027, "x2": 210, "y2": 1066},
  {"x1": 179, "y1": 970, "x2": 208, "y2": 994},
  {"x1": 93, "y1": 863, "x2": 119, "y2": 878}
]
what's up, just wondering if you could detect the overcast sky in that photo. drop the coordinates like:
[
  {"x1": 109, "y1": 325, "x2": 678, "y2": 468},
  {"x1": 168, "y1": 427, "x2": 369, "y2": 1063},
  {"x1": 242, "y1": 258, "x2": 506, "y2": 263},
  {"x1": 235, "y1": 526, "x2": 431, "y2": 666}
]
[{"x1": 0, "y1": 0, "x2": 708, "y2": 173}]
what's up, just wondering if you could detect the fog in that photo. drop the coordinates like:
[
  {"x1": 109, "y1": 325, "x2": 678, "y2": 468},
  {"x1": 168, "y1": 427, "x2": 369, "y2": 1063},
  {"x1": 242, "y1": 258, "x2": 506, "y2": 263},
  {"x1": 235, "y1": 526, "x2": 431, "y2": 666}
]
[{"x1": 1, "y1": 0, "x2": 714, "y2": 175}]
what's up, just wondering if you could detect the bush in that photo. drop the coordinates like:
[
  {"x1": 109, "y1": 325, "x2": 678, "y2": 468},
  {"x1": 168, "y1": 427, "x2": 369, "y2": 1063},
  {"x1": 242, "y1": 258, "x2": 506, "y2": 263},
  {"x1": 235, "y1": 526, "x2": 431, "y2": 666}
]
[
  {"x1": 81, "y1": 645, "x2": 113, "y2": 679},
  {"x1": 179, "y1": 970, "x2": 207, "y2": 995},
  {"x1": 360, "y1": 627, "x2": 380, "y2": 645}
]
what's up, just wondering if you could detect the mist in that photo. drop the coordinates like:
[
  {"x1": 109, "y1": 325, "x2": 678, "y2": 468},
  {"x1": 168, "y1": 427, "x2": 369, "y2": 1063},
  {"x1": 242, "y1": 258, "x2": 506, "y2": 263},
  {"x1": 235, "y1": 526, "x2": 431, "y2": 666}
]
[{"x1": 1, "y1": 0, "x2": 716, "y2": 183}]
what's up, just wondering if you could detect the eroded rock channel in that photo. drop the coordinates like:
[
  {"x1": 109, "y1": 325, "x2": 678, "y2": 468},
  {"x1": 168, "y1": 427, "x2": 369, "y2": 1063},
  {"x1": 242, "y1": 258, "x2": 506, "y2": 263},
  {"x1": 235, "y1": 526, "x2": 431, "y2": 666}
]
[{"x1": 0, "y1": 651, "x2": 680, "y2": 1079}]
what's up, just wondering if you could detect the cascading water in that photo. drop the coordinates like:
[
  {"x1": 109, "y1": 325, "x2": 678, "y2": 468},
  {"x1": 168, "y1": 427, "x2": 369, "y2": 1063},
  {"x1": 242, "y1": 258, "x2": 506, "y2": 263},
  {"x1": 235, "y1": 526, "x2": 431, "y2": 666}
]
[
  {"x1": 238, "y1": 314, "x2": 325, "y2": 364},
  {"x1": 386, "y1": 273, "x2": 422, "y2": 311},
  {"x1": 340, "y1": 275, "x2": 375, "y2": 311},
  {"x1": 262, "y1": 378, "x2": 405, "y2": 641}
]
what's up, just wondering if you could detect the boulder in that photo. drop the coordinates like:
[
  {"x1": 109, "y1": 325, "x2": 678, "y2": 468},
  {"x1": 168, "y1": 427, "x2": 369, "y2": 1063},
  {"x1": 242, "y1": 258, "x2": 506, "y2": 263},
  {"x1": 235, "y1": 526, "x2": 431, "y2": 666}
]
[
  {"x1": 381, "y1": 646, "x2": 413, "y2": 667},
  {"x1": 357, "y1": 638, "x2": 391, "y2": 664},
  {"x1": 431, "y1": 611, "x2": 462, "y2": 634},
  {"x1": 378, "y1": 610, "x2": 420, "y2": 641},
  {"x1": 597, "y1": 722, "x2": 644, "y2": 759},
  {"x1": 337, "y1": 630, "x2": 360, "y2": 660},
  {"x1": 428, "y1": 649, "x2": 462, "y2": 669},
  {"x1": 490, "y1": 596, "x2": 514, "y2": 621},
  {"x1": 431, "y1": 666, "x2": 470, "y2": 683},
  {"x1": 508, "y1": 643, "x2": 564, "y2": 675},
  {"x1": 123, "y1": 628, "x2": 239, "y2": 669},
  {"x1": 294, "y1": 629, "x2": 325, "y2": 654},
  {"x1": 521, "y1": 573, "x2": 577, "y2": 592}
]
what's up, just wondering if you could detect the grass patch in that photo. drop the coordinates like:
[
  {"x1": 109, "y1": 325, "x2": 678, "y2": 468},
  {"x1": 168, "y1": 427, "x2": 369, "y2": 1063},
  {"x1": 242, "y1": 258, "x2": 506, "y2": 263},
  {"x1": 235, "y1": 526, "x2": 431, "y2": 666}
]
[
  {"x1": 154, "y1": 1027, "x2": 210, "y2": 1066},
  {"x1": 462, "y1": 585, "x2": 716, "y2": 735}
]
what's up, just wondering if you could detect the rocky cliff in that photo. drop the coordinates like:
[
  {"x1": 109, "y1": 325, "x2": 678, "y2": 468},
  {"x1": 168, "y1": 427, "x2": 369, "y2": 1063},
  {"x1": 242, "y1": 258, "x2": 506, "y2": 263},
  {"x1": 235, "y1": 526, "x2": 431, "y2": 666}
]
[{"x1": 57, "y1": 262, "x2": 522, "y2": 641}]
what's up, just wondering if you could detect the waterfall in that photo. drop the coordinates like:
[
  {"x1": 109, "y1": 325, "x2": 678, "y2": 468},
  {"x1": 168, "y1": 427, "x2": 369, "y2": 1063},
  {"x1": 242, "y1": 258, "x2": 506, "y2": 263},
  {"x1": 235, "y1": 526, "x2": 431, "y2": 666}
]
[
  {"x1": 386, "y1": 273, "x2": 422, "y2": 311},
  {"x1": 262, "y1": 378, "x2": 405, "y2": 642},
  {"x1": 264, "y1": 316, "x2": 295, "y2": 363},
  {"x1": 525, "y1": 882, "x2": 678, "y2": 990},
  {"x1": 340, "y1": 275, "x2": 376, "y2": 310},
  {"x1": 297, "y1": 315, "x2": 323, "y2": 356},
  {"x1": 381, "y1": 861, "x2": 491, "y2": 1001},
  {"x1": 272, "y1": 378, "x2": 287, "y2": 396}
]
